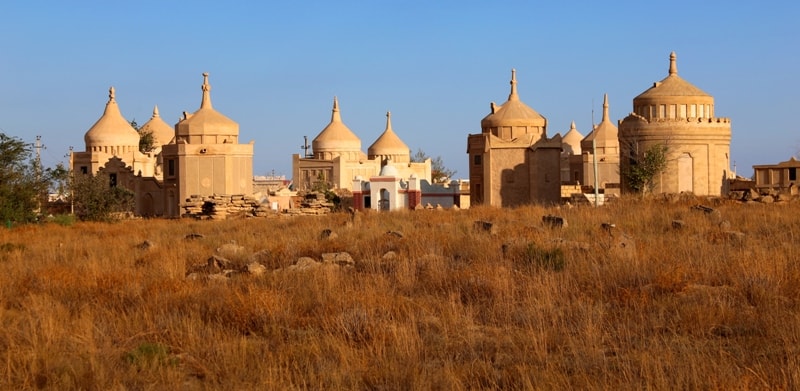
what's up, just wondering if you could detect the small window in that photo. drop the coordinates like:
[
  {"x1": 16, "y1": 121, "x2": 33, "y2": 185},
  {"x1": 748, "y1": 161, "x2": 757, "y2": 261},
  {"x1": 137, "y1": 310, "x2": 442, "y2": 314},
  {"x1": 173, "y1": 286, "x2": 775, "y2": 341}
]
[
  {"x1": 109, "y1": 173, "x2": 117, "y2": 188},
  {"x1": 167, "y1": 159, "x2": 175, "y2": 177},
  {"x1": 790, "y1": 168, "x2": 797, "y2": 181},
  {"x1": 473, "y1": 155, "x2": 482, "y2": 166},
  {"x1": 80, "y1": 166, "x2": 88, "y2": 174}
]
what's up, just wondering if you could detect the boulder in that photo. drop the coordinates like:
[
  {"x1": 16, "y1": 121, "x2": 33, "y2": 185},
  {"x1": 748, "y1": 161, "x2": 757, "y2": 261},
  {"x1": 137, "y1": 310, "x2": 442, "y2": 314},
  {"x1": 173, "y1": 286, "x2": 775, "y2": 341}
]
[
  {"x1": 542, "y1": 214, "x2": 568, "y2": 228},
  {"x1": 321, "y1": 252, "x2": 355, "y2": 268}
]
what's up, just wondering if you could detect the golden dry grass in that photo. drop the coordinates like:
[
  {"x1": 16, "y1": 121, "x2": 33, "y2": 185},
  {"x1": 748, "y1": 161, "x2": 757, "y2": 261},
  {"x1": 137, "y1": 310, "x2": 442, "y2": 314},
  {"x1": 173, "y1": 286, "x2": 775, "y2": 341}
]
[{"x1": 1, "y1": 197, "x2": 799, "y2": 390}]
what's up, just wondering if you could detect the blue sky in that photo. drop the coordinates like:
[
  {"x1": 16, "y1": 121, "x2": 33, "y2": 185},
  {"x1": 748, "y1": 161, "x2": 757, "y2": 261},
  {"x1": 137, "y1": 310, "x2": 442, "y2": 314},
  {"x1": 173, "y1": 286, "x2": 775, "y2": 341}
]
[{"x1": 1, "y1": 1, "x2": 798, "y2": 178}]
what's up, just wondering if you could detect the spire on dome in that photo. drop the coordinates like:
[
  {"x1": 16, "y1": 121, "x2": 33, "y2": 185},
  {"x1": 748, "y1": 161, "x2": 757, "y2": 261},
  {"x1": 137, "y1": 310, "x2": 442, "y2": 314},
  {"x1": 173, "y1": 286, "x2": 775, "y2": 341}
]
[
  {"x1": 201, "y1": 72, "x2": 212, "y2": 109},
  {"x1": 153, "y1": 105, "x2": 160, "y2": 118},
  {"x1": 385, "y1": 111, "x2": 392, "y2": 131},
  {"x1": 508, "y1": 68, "x2": 519, "y2": 101},
  {"x1": 602, "y1": 93, "x2": 609, "y2": 121},
  {"x1": 109, "y1": 86, "x2": 116, "y2": 102},
  {"x1": 570, "y1": 120, "x2": 577, "y2": 131},
  {"x1": 331, "y1": 96, "x2": 341, "y2": 122},
  {"x1": 669, "y1": 51, "x2": 677, "y2": 75}
]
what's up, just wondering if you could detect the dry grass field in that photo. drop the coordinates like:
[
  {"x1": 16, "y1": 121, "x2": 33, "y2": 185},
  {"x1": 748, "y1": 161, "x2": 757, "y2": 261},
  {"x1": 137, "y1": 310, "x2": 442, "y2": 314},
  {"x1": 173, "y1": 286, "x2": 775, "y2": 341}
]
[{"x1": 1, "y1": 196, "x2": 798, "y2": 390}]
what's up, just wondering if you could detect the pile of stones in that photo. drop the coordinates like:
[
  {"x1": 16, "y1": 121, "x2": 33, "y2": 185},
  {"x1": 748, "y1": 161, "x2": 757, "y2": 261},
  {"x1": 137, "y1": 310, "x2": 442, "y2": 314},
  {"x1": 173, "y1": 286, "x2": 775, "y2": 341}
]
[
  {"x1": 181, "y1": 194, "x2": 272, "y2": 219},
  {"x1": 284, "y1": 192, "x2": 334, "y2": 215}
]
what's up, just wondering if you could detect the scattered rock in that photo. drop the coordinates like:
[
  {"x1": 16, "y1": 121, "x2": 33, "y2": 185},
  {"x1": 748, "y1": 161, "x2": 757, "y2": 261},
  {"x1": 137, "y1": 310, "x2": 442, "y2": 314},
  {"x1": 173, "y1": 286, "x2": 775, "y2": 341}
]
[
  {"x1": 184, "y1": 233, "x2": 205, "y2": 240},
  {"x1": 216, "y1": 242, "x2": 246, "y2": 259},
  {"x1": 135, "y1": 240, "x2": 155, "y2": 251},
  {"x1": 386, "y1": 231, "x2": 404, "y2": 238},
  {"x1": 542, "y1": 214, "x2": 568, "y2": 228},
  {"x1": 760, "y1": 195, "x2": 774, "y2": 204},
  {"x1": 601, "y1": 222, "x2": 616, "y2": 232},
  {"x1": 473, "y1": 220, "x2": 495, "y2": 234},
  {"x1": 671, "y1": 220, "x2": 686, "y2": 230},
  {"x1": 320, "y1": 229, "x2": 338, "y2": 240},
  {"x1": 321, "y1": 252, "x2": 355, "y2": 268},
  {"x1": 246, "y1": 261, "x2": 266, "y2": 276}
]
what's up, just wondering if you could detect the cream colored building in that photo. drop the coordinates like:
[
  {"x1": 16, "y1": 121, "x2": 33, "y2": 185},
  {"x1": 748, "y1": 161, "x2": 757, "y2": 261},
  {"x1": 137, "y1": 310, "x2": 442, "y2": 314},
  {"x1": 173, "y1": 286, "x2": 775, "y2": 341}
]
[
  {"x1": 72, "y1": 73, "x2": 254, "y2": 218},
  {"x1": 467, "y1": 69, "x2": 562, "y2": 207},
  {"x1": 579, "y1": 94, "x2": 620, "y2": 194},
  {"x1": 292, "y1": 98, "x2": 430, "y2": 192},
  {"x1": 561, "y1": 121, "x2": 583, "y2": 183},
  {"x1": 619, "y1": 52, "x2": 731, "y2": 196},
  {"x1": 753, "y1": 157, "x2": 800, "y2": 192}
]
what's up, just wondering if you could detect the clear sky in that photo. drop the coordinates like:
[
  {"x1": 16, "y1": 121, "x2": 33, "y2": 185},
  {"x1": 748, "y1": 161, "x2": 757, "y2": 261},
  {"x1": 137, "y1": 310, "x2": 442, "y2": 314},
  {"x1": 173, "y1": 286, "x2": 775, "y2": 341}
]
[{"x1": 1, "y1": 1, "x2": 798, "y2": 179}]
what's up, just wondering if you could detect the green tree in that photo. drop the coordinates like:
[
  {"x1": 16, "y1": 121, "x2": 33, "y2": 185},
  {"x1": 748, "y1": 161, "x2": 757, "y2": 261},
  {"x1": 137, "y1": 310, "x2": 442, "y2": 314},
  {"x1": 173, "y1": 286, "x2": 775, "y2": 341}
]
[
  {"x1": 71, "y1": 173, "x2": 135, "y2": 221},
  {"x1": 411, "y1": 148, "x2": 456, "y2": 184},
  {"x1": 0, "y1": 133, "x2": 51, "y2": 223},
  {"x1": 132, "y1": 119, "x2": 156, "y2": 154},
  {"x1": 622, "y1": 143, "x2": 668, "y2": 194}
]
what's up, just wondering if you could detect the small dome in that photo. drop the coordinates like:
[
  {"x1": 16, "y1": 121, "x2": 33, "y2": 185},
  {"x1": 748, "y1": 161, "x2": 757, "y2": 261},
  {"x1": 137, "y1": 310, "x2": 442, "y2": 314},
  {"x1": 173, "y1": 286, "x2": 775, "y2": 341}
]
[
  {"x1": 368, "y1": 112, "x2": 410, "y2": 157},
  {"x1": 175, "y1": 73, "x2": 239, "y2": 140},
  {"x1": 84, "y1": 87, "x2": 140, "y2": 149},
  {"x1": 481, "y1": 69, "x2": 546, "y2": 128},
  {"x1": 634, "y1": 52, "x2": 712, "y2": 101},
  {"x1": 379, "y1": 162, "x2": 399, "y2": 177},
  {"x1": 312, "y1": 97, "x2": 362, "y2": 153},
  {"x1": 139, "y1": 105, "x2": 174, "y2": 146},
  {"x1": 561, "y1": 121, "x2": 583, "y2": 155},
  {"x1": 582, "y1": 94, "x2": 619, "y2": 150}
]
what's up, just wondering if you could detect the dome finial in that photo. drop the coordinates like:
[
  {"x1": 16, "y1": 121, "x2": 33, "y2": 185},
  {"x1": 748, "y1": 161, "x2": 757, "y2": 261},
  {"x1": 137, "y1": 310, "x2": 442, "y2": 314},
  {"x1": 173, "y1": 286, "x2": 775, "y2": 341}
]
[
  {"x1": 201, "y1": 72, "x2": 212, "y2": 109},
  {"x1": 153, "y1": 105, "x2": 160, "y2": 118},
  {"x1": 109, "y1": 86, "x2": 116, "y2": 102},
  {"x1": 602, "y1": 93, "x2": 610, "y2": 122},
  {"x1": 385, "y1": 111, "x2": 393, "y2": 131},
  {"x1": 570, "y1": 120, "x2": 576, "y2": 130},
  {"x1": 331, "y1": 96, "x2": 342, "y2": 122},
  {"x1": 669, "y1": 51, "x2": 677, "y2": 75},
  {"x1": 508, "y1": 68, "x2": 519, "y2": 101}
]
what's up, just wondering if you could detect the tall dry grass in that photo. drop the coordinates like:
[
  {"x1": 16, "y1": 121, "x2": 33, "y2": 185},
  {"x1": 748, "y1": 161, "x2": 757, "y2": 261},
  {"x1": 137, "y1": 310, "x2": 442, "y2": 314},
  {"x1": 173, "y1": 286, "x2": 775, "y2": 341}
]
[{"x1": 0, "y1": 197, "x2": 799, "y2": 390}]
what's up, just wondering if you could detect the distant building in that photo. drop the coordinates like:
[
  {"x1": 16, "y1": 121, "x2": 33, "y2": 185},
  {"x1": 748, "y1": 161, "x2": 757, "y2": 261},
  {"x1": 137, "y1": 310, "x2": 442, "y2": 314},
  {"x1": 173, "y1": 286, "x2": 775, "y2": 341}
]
[
  {"x1": 292, "y1": 98, "x2": 431, "y2": 191},
  {"x1": 618, "y1": 52, "x2": 732, "y2": 196},
  {"x1": 467, "y1": 69, "x2": 562, "y2": 207},
  {"x1": 753, "y1": 157, "x2": 800, "y2": 192},
  {"x1": 71, "y1": 73, "x2": 254, "y2": 218}
]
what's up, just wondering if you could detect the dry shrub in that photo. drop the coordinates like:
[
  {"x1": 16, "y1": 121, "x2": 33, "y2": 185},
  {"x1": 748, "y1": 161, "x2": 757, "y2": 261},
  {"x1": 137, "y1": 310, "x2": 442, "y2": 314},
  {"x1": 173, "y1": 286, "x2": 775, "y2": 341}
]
[{"x1": 1, "y1": 200, "x2": 800, "y2": 389}]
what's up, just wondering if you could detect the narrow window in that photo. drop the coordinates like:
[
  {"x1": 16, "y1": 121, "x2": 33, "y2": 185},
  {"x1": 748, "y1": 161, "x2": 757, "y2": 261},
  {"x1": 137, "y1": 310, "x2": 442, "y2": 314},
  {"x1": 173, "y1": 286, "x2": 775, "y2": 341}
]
[
  {"x1": 790, "y1": 168, "x2": 797, "y2": 181},
  {"x1": 109, "y1": 173, "x2": 117, "y2": 188},
  {"x1": 167, "y1": 159, "x2": 175, "y2": 177},
  {"x1": 473, "y1": 155, "x2": 482, "y2": 166}
]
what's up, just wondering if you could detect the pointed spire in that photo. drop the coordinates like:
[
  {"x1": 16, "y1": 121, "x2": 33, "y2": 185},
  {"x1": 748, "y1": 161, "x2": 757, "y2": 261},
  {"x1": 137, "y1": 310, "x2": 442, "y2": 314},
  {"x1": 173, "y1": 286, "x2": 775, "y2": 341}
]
[
  {"x1": 109, "y1": 86, "x2": 116, "y2": 102},
  {"x1": 669, "y1": 51, "x2": 677, "y2": 75},
  {"x1": 200, "y1": 72, "x2": 212, "y2": 109},
  {"x1": 570, "y1": 120, "x2": 577, "y2": 131},
  {"x1": 508, "y1": 68, "x2": 519, "y2": 101},
  {"x1": 331, "y1": 96, "x2": 342, "y2": 123},
  {"x1": 152, "y1": 105, "x2": 160, "y2": 118},
  {"x1": 385, "y1": 111, "x2": 393, "y2": 132},
  {"x1": 602, "y1": 93, "x2": 610, "y2": 122}
]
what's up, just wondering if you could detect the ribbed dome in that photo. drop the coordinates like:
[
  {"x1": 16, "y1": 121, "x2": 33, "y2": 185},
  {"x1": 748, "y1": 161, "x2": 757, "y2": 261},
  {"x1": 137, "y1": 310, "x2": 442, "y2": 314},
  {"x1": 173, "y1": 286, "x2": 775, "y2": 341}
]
[
  {"x1": 634, "y1": 52, "x2": 712, "y2": 100},
  {"x1": 84, "y1": 87, "x2": 140, "y2": 150},
  {"x1": 175, "y1": 73, "x2": 239, "y2": 140},
  {"x1": 481, "y1": 69, "x2": 546, "y2": 128},
  {"x1": 139, "y1": 105, "x2": 174, "y2": 146},
  {"x1": 312, "y1": 97, "x2": 362, "y2": 153},
  {"x1": 368, "y1": 111, "x2": 410, "y2": 157},
  {"x1": 582, "y1": 94, "x2": 619, "y2": 150},
  {"x1": 561, "y1": 121, "x2": 583, "y2": 155}
]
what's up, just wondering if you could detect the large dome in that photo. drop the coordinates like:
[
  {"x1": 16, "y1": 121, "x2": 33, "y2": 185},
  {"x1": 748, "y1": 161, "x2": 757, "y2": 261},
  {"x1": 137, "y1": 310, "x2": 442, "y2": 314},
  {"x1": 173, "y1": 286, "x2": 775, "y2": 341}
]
[
  {"x1": 175, "y1": 73, "x2": 239, "y2": 140},
  {"x1": 139, "y1": 105, "x2": 174, "y2": 146},
  {"x1": 561, "y1": 121, "x2": 583, "y2": 155},
  {"x1": 368, "y1": 111, "x2": 409, "y2": 158},
  {"x1": 312, "y1": 97, "x2": 362, "y2": 153},
  {"x1": 84, "y1": 87, "x2": 140, "y2": 150},
  {"x1": 581, "y1": 94, "x2": 618, "y2": 150},
  {"x1": 481, "y1": 69, "x2": 546, "y2": 129}
]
